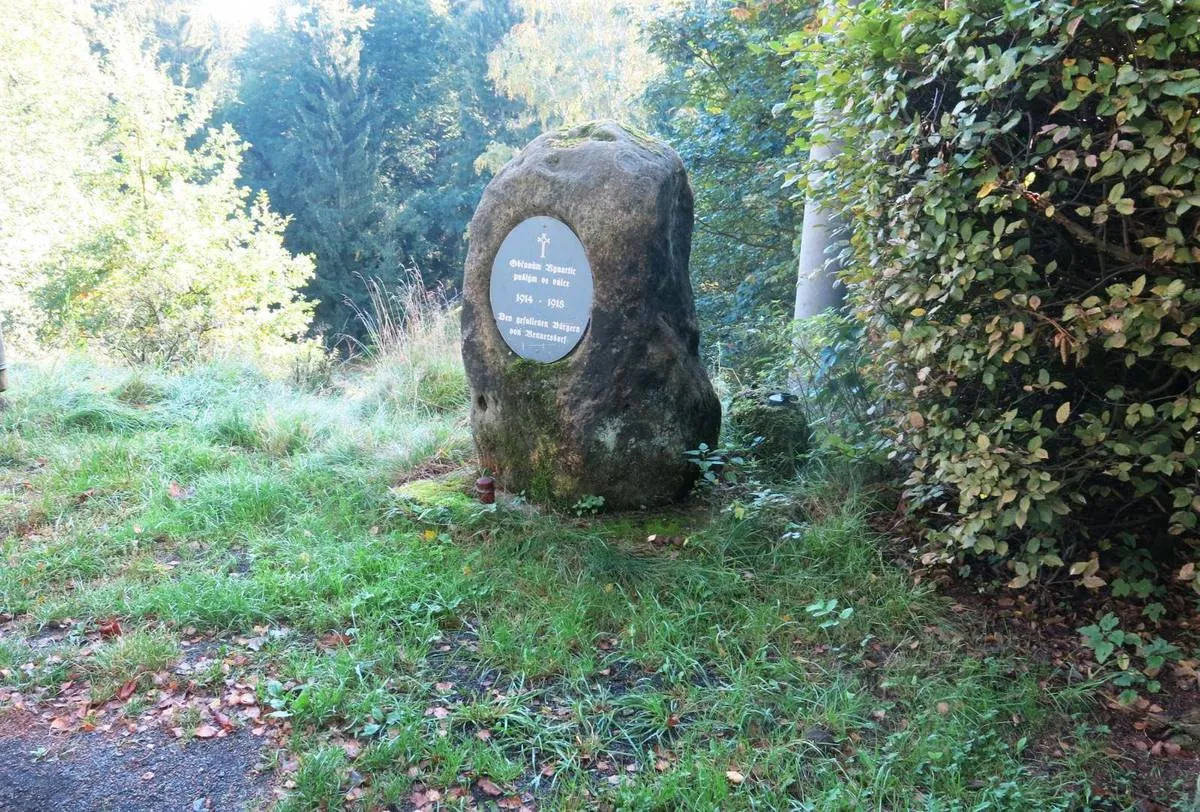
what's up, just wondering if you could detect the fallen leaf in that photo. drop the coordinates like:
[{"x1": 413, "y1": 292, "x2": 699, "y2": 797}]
[
  {"x1": 725, "y1": 770, "x2": 745, "y2": 784},
  {"x1": 194, "y1": 724, "x2": 218, "y2": 739},
  {"x1": 168, "y1": 481, "x2": 195, "y2": 501},
  {"x1": 475, "y1": 728, "x2": 492, "y2": 741},
  {"x1": 117, "y1": 680, "x2": 137, "y2": 701},
  {"x1": 478, "y1": 778, "x2": 504, "y2": 796},
  {"x1": 98, "y1": 618, "x2": 122, "y2": 639}
]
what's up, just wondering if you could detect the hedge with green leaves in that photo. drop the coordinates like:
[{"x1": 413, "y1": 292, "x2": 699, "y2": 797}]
[{"x1": 787, "y1": 0, "x2": 1200, "y2": 590}]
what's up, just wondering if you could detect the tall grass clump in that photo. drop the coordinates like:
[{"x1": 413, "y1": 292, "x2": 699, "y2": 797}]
[{"x1": 354, "y1": 273, "x2": 467, "y2": 418}]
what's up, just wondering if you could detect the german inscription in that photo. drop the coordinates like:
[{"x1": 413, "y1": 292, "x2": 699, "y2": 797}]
[{"x1": 490, "y1": 216, "x2": 593, "y2": 363}]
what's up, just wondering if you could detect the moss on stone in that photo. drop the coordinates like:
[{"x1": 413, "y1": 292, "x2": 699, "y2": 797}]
[
  {"x1": 727, "y1": 391, "x2": 810, "y2": 477},
  {"x1": 394, "y1": 476, "x2": 473, "y2": 507},
  {"x1": 392, "y1": 474, "x2": 477, "y2": 522},
  {"x1": 479, "y1": 357, "x2": 580, "y2": 505},
  {"x1": 549, "y1": 121, "x2": 670, "y2": 156}
]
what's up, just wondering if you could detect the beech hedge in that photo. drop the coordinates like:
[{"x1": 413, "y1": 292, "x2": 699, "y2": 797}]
[{"x1": 788, "y1": 0, "x2": 1200, "y2": 590}]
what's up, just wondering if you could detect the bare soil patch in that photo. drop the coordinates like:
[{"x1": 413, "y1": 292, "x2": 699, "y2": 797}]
[{"x1": 0, "y1": 709, "x2": 268, "y2": 812}]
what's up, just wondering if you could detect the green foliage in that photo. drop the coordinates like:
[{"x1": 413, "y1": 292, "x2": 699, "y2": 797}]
[
  {"x1": 489, "y1": 0, "x2": 661, "y2": 127},
  {"x1": 1079, "y1": 613, "x2": 1182, "y2": 702},
  {"x1": 788, "y1": 0, "x2": 1200, "y2": 587},
  {"x1": 12, "y1": 2, "x2": 314, "y2": 366},
  {"x1": 0, "y1": 0, "x2": 107, "y2": 343},
  {"x1": 803, "y1": 597, "x2": 854, "y2": 630},
  {"x1": 570, "y1": 494, "x2": 606, "y2": 516},
  {"x1": 644, "y1": 1, "x2": 809, "y2": 373},
  {"x1": 229, "y1": 0, "x2": 394, "y2": 335},
  {"x1": 228, "y1": 0, "x2": 528, "y2": 336},
  {"x1": 684, "y1": 442, "x2": 750, "y2": 489}
]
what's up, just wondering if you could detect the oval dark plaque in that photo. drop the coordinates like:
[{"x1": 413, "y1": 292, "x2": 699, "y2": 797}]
[{"x1": 490, "y1": 216, "x2": 594, "y2": 363}]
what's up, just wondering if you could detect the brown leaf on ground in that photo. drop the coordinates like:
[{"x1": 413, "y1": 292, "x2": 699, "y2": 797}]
[
  {"x1": 210, "y1": 708, "x2": 234, "y2": 730},
  {"x1": 98, "y1": 619, "x2": 122, "y2": 639},
  {"x1": 317, "y1": 632, "x2": 352, "y2": 649},
  {"x1": 117, "y1": 680, "x2": 137, "y2": 701},
  {"x1": 194, "y1": 724, "x2": 218, "y2": 739},
  {"x1": 478, "y1": 778, "x2": 504, "y2": 796},
  {"x1": 725, "y1": 770, "x2": 745, "y2": 784},
  {"x1": 168, "y1": 481, "x2": 195, "y2": 500}
]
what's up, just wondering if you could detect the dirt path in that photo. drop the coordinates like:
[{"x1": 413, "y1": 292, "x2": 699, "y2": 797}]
[{"x1": 0, "y1": 712, "x2": 267, "y2": 812}]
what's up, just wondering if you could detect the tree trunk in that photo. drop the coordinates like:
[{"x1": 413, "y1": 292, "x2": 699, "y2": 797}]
[
  {"x1": 792, "y1": 137, "x2": 843, "y2": 319},
  {"x1": 792, "y1": 0, "x2": 849, "y2": 322}
]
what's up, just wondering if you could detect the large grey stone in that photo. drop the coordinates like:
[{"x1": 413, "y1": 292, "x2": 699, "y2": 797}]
[{"x1": 461, "y1": 121, "x2": 721, "y2": 508}]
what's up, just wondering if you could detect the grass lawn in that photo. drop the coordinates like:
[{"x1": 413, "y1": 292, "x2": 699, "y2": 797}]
[{"x1": 0, "y1": 357, "x2": 1195, "y2": 810}]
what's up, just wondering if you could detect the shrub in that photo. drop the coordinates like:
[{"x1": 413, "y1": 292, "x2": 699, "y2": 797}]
[
  {"x1": 31, "y1": 12, "x2": 314, "y2": 367},
  {"x1": 789, "y1": 0, "x2": 1200, "y2": 589}
]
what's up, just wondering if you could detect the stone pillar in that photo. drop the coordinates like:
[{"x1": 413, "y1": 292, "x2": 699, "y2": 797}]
[{"x1": 461, "y1": 121, "x2": 721, "y2": 508}]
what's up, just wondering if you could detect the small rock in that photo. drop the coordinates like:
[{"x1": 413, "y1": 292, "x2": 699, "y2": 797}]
[{"x1": 803, "y1": 726, "x2": 836, "y2": 746}]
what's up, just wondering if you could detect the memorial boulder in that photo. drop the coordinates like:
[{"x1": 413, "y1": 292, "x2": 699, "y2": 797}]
[{"x1": 461, "y1": 121, "x2": 721, "y2": 508}]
